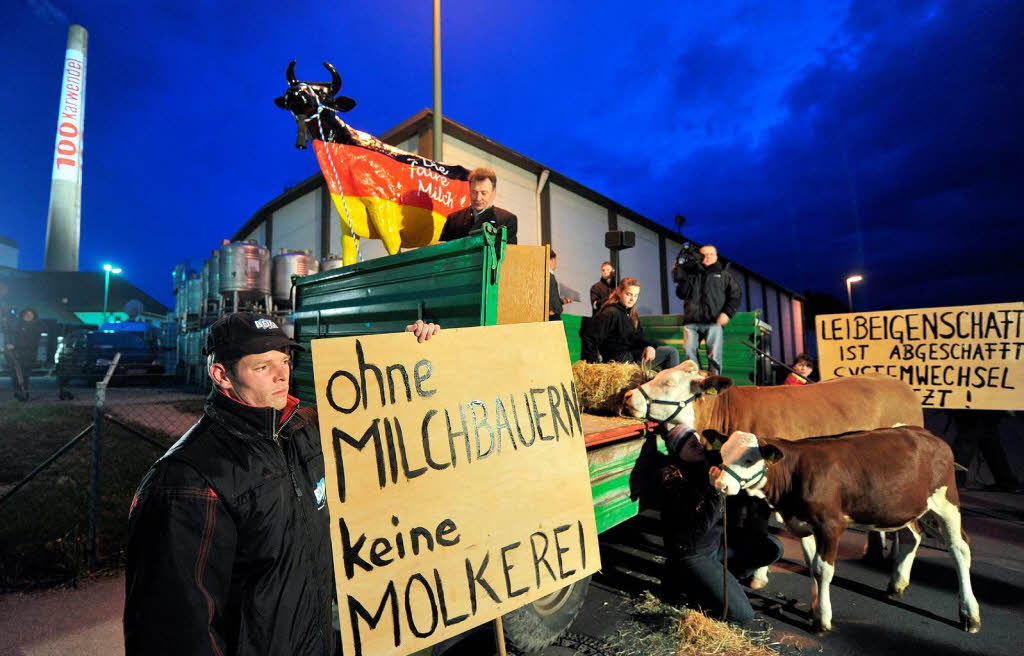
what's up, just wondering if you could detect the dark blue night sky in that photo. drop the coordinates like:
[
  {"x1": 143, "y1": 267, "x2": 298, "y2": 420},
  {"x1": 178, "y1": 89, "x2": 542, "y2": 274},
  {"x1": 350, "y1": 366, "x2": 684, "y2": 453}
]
[{"x1": 2, "y1": 0, "x2": 1022, "y2": 312}]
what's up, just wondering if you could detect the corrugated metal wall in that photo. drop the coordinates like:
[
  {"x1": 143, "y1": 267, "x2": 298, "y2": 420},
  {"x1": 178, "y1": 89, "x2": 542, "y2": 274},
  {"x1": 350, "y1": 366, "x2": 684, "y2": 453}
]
[
  {"x1": 617, "y1": 217, "x2": 663, "y2": 317},
  {"x1": 549, "y1": 184, "x2": 607, "y2": 313},
  {"x1": 272, "y1": 192, "x2": 319, "y2": 254}
]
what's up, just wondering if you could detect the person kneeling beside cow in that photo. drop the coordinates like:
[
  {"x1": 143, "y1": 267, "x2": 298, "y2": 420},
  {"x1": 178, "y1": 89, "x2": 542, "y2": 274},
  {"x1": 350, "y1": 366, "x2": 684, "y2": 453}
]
[
  {"x1": 658, "y1": 424, "x2": 782, "y2": 625},
  {"x1": 621, "y1": 360, "x2": 925, "y2": 575},
  {"x1": 709, "y1": 426, "x2": 981, "y2": 634}
]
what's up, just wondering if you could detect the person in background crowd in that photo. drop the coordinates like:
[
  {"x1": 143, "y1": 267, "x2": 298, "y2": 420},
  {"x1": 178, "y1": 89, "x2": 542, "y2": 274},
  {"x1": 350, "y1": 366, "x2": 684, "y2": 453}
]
[
  {"x1": 674, "y1": 244, "x2": 742, "y2": 375},
  {"x1": 948, "y1": 409, "x2": 1021, "y2": 492},
  {"x1": 581, "y1": 277, "x2": 679, "y2": 369},
  {"x1": 659, "y1": 426, "x2": 782, "y2": 624},
  {"x1": 5, "y1": 307, "x2": 41, "y2": 401},
  {"x1": 124, "y1": 312, "x2": 440, "y2": 656},
  {"x1": 439, "y1": 167, "x2": 518, "y2": 244},
  {"x1": 548, "y1": 249, "x2": 572, "y2": 320},
  {"x1": 783, "y1": 353, "x2": 815, "y2": 385},
  {"x1": 590, "y1": 261, "x2": 616, "y2": 315}
]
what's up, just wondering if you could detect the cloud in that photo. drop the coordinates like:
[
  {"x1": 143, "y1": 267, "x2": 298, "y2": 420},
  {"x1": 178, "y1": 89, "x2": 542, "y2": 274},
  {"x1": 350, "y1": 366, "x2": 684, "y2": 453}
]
[{"x1": 27, "y1": 0, "x2": 68, "y2": 25}]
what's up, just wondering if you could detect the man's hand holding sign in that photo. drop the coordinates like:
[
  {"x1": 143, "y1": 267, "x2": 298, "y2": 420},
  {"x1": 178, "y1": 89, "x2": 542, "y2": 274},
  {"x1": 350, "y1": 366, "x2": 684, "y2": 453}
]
[{"x1": 312, "y1": 322, "x2": 600, "y2": 655}]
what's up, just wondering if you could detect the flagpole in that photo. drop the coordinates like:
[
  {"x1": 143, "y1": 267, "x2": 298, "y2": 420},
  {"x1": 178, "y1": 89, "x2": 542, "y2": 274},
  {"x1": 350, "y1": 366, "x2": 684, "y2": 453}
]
[{"x1": 432, "y1": 0, "x2": 443, "y2": 161}]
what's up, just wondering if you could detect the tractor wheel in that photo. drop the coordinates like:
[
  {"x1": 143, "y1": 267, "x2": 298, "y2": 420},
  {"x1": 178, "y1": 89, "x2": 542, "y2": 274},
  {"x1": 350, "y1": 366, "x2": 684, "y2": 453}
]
[{"x1": 501, "y1": 576, "x2": 591, "y2": 653}]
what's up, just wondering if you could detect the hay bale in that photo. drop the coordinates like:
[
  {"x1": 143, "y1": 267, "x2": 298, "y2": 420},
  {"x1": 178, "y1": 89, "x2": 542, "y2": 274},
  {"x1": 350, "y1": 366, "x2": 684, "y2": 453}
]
[{"x1": 572, "y1": 361, "x2": 654, "y2": 415}]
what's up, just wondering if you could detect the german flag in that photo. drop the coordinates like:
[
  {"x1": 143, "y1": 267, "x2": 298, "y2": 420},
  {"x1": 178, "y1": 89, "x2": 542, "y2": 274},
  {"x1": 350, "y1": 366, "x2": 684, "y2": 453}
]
[{"x1": 311, "y1": 120, "x2": 470, "y2": 263}]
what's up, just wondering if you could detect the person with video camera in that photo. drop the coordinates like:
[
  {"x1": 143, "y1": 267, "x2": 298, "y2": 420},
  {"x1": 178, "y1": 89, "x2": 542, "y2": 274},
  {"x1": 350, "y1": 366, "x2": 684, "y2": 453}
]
[{"x1": 672, "y1": 243, "x2": 741, "y2": 375}]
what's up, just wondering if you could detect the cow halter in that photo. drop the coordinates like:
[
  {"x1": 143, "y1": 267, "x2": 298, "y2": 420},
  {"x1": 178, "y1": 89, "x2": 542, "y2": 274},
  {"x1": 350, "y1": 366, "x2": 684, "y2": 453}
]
[
  {"x1": 719, "y1": 462, "x2": 768, "y2": 490},
  {"x1": 636, "y1": 385, "x2": 698, "y2": 424}
]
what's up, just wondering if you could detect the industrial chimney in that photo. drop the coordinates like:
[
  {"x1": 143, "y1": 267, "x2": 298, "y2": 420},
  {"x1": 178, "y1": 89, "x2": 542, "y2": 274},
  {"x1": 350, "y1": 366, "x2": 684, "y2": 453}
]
[{"x1": 43, "y1": 24, "x2": 88, "y2": 272}]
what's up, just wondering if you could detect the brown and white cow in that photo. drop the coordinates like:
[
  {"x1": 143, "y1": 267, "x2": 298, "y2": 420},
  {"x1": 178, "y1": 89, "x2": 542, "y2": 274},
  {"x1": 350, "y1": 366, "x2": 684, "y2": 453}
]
[
  {"x1": 622, "y1": 362, "x2": 923, "y2": 436},
  {"x1": 709, "y1": 426, "x2": 981, "y2": 633},
  {"x1": 622, "y1": 363, "x2": 924, "y2": 584}
]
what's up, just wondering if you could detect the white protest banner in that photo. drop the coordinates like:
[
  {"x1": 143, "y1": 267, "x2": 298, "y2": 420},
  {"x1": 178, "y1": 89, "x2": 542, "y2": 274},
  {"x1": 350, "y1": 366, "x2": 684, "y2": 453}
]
[
  {"x1": 817, "y1": 302, "x2": 1024, "y2": 409},
  {"x1": 311, "y1": 322, "x2": 600, "y2": 655}
]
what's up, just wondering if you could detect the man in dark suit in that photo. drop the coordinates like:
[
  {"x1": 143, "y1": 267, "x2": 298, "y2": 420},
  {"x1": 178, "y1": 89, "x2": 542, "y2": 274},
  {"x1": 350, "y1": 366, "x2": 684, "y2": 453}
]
[
  {"x1": 439, "y1": 167, "x2": 518, "y2": 244},
  {"x1": 548, "y1": 249, "x2": 571, "y2": 321}
]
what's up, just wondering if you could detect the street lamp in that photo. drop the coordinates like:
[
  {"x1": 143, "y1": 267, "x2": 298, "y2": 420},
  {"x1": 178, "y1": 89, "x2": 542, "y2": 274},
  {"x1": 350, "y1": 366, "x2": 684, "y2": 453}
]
[
  {"x1": 845, "y1": 274, "x2": 863, "y2": 311},
  {"x1": 103, "y1": 263, "x2": 122, "y2": 324}
]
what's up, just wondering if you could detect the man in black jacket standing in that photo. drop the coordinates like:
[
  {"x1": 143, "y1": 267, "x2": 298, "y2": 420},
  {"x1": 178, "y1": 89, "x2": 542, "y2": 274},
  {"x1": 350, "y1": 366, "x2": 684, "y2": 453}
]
[
  {"x1": 674, "y1": 244, "x2": 741, "y2": 375},
  {"x1": 5, "y1": 308, "x2": 42, "y2": 401},
  {"x1": 589, "y1": 261, "x2": 615, "y2": 315},
  {"x1": 439, "y1": 167, "x2": 518, "y2": 244},
  {"x1": 124, "y1": 312, "x2": 439, "y2": 656}
]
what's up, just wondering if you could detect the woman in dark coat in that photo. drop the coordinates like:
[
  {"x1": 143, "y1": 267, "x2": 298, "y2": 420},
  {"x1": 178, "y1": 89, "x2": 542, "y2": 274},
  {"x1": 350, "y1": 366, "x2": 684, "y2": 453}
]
[
  {"x1": 580, "y1": 277, "x2": 680, "y2": 369},
  {"x1": 659, "y1": 425, "x2": 782, "y2": 624}
]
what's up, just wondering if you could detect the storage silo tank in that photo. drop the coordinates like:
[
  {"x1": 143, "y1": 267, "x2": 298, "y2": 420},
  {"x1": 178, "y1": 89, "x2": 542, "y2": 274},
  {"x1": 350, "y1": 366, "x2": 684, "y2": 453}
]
[
  {"x1": 272, "y1": 249, "x2": 320, "y2": 308},
  {"x1": 320, "y1": 254, "x2": 347, "y2": 272},
  {"x1": 218, "y1": 240, "x2": 271, "y2": 312},
  {"x1": 184, "y1": 274, "x2": 203, "y2": 317},
  {"x1": 203, "y1": 249, "x2": 221, "y2": 303}
]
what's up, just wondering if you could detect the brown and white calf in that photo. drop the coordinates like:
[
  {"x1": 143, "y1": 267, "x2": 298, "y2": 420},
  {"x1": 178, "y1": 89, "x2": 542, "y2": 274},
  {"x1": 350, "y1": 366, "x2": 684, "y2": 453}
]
[
  {"x1": 709, "y1": 426, "x2": 981, "y2": 633},
  {"x1": 623, "y1": 364, "x2": 925, "y2": 584}
]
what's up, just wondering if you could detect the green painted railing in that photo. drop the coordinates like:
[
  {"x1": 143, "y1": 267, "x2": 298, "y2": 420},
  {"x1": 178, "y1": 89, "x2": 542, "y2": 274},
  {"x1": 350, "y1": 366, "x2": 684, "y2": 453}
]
[
  {"x1": 640, "y1": 311, "x2": 761, "y2": 385},
  {"x1": 290, "y1": 226, "x2": 504, "y2": 404}
]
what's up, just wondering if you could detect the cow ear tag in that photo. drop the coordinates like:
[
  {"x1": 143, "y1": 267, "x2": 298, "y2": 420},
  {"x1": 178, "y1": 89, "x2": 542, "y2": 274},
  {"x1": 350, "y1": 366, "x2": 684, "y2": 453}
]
[{"x1": 706, "y1": 388, "x2": 718, "y2": 396}]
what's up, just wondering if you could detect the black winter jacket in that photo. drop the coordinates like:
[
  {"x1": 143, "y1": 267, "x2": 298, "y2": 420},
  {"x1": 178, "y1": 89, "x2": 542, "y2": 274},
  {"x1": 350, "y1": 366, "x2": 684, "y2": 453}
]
[
  {"x1": 674, "y1": 261, "x2": 742, "y2": 324},
  {"x1": 589, "y1": 279, "x2": 614, "y2": 315},
  {"x1": 9, "y1": 316, "x2": 42, "y2": 363},
  {"x1": 660, "y1": 462, "x2": 723, "y2": 557},
  {"x1": 124, "y1": 391, "x2": 335, "y2": 656},
  {"x1": 581, "y1": 302, "x2": 655, "y2": 363}
]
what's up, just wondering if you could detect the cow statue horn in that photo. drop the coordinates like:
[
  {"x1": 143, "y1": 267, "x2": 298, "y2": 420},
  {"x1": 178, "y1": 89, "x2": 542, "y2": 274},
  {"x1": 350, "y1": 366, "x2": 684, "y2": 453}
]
[
  {"x1": 324, "y1": 62, "x2": 341, "y2": 96},
  {"x1": 286, "y1": 60, "x2": 298, "y2": 85}
]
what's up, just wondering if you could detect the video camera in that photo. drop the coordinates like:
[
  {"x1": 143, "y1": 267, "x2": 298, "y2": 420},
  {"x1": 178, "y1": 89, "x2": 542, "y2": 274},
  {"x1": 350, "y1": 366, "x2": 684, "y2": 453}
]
[{"x1": 670, "y1": 242, "x2": 703, "y2": 282}]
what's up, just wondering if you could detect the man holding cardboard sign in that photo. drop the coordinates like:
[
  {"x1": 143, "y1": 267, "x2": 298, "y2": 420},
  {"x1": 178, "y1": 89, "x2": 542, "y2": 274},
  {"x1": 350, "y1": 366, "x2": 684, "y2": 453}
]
[
  {"x1": 123, "y1": 312, "x2": 439, "y2": 656},
  {"x1": 312, "y1": 321, "x2": 601, "y2": 655}
]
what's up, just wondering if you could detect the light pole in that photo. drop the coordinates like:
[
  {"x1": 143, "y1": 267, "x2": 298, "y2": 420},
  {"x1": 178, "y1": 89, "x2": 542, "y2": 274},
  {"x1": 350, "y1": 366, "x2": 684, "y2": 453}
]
[
  {"x1": 845, "y1": 274, "x2": 863, "y2": 311},
  {"x1": 103, "y1": 263, "x2": 122, "y2": 323}
]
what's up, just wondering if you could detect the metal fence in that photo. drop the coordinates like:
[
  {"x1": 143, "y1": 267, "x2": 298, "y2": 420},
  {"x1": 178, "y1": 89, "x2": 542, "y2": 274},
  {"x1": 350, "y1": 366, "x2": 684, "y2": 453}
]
[{"x1": 0, "y1": 357, "x2": 205, "y2": 587}]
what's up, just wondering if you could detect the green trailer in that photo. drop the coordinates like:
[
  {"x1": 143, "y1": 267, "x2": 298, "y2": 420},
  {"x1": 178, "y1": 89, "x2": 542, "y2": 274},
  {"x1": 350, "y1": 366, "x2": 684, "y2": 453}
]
[
  {"x1": 561, "y1": 311, "x2": 762, "y2": 386},
  {"x1": 289, "y1": 226, "x2": 754, "y2": 651}
]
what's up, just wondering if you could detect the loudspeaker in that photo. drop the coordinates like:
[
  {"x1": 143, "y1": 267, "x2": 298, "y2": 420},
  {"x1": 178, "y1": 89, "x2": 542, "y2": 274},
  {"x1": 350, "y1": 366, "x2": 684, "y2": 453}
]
[{"x1": 605, "y1": 230, "x2": 636, "y2": 251}]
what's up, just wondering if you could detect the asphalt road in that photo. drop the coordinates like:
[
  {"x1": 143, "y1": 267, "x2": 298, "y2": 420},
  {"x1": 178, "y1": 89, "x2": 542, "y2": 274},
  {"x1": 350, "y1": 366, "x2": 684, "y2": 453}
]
[
  {"x1": 2, "y1": 379, "x2": 1021, "y2": 655},
  {"x1": 3, "y1": 491, "x2": 1019, "y2": 656}
]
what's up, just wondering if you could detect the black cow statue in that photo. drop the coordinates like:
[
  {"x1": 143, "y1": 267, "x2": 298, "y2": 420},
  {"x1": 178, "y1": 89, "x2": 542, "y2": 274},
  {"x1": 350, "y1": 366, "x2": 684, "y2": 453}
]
[{"x1": 274, "y1": 61, "x2": 356, "y2": 149}]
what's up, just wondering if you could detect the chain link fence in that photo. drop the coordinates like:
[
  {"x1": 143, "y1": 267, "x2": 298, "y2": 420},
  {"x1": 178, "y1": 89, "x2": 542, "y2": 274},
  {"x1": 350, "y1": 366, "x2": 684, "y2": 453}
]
[{"x1": 0, "y1": 362, "x2": 206, "y2": 589}]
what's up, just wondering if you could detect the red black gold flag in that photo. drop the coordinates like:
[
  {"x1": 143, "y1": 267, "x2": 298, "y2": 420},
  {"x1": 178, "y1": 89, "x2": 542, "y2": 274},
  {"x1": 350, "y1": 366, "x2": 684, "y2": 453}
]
[{"x1": 311, "y1": 120, "x2": 470, "y2": 264}]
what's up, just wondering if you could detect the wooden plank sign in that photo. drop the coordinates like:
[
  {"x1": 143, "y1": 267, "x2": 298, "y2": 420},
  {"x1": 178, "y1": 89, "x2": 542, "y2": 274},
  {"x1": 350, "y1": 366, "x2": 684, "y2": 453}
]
[
  {"x1": 311, "y1": 322, "x2": 601, "y2": 655},
  {"x1": 817, "y1": 302, "x2": 1024, "y2": 410}
]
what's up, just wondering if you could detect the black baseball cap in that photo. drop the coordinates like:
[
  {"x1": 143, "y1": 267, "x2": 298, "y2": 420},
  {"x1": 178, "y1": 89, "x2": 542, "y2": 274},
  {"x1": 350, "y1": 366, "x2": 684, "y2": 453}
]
[{"x1": 203, "y1": 312, "x2": 304, "y2": 361}]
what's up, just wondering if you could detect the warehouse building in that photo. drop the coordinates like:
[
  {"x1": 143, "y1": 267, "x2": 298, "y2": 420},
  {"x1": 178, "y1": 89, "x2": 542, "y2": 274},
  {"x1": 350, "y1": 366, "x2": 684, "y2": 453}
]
[{"x1": 229, "y1": 110, "x2": 806, "y2": 366}]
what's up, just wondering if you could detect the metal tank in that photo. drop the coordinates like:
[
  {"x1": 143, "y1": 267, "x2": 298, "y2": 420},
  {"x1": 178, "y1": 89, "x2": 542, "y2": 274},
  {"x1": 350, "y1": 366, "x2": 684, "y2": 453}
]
[
  {"x1": 219, "y1": 240, "x2": 272, "y2": 312},
  {"x1": 219, "y1": 240, "x2": 271, "y2": 294},
  {"x1": 272, "y1": 249, "x2": 320, "y2": 306},
  {"x1": 203, "y1": 249, "x2": 221, "y2": 301},
  {"x1": 172, "y1": 260, "x2": 189, "y2": 294},
  {"x1": 184, "y1": 275, "x2": 203, "y2": 316},
  {"x1": 320, "y1": 254, "x2": 346, "y2": 272}
]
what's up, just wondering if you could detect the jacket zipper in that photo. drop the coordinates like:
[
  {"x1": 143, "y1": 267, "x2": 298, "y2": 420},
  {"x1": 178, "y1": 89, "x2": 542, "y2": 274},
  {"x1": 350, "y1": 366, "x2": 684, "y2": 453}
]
[{"x1": 278, "y1": 412, "x2": 328, "y2": 653}]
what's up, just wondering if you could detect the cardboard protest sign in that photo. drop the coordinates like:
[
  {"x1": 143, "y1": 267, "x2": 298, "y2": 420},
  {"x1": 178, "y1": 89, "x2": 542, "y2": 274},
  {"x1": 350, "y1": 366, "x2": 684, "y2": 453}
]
[
  {"x1": 817, "y1": 302, "x2": 1024, "y2": 409},
  {"x1": 311, "y1": 322, "x2": 600, "y2": 655}
]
